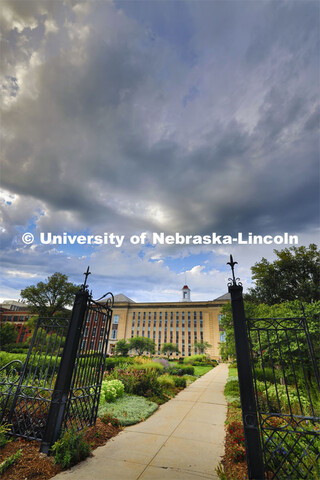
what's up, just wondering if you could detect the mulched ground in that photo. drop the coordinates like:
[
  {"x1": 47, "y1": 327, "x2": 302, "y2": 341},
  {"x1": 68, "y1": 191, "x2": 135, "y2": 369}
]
[{"x1": 0, "y1": 419, "x2": 121, "y2": 480}]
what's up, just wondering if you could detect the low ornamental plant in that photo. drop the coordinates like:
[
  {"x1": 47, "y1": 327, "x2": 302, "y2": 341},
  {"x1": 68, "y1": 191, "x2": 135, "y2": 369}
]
[
  {"x1": 227, "y1": 421, "x2": 246, "y2": 463},
  {"x1": 0, "y1": 423, "x2": 11, "y2": 447},
  {"x1": 51, "y1": 426, "x2": 91, "y2": 469},
  {"x1": 100, "y1": 413, "x2": 121, "y2": 428},
  {"x1": 0, "y1": 449, "x2": 22, "y2": 475}
]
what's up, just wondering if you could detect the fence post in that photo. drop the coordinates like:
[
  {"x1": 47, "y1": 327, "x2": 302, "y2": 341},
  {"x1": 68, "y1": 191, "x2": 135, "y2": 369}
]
[
  {"x1": 227, "y1": 256, "x2": 265, "y2": 480},
  {"x1": 40, "y1": 287, "x2": 89, "y2": 454}
]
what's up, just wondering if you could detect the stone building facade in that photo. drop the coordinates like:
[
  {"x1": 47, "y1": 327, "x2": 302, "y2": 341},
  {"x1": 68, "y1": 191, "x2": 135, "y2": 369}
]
[{"x1": 104, "y1": 288, "x2": 230, "y2": 359}]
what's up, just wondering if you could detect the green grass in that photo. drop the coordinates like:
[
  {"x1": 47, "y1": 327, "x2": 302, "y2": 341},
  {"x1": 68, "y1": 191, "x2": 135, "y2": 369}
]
[
  {"x1": 98, "y1": 394, "x2": 158, "y2": 426},
  {"x1": 228, "y1": 367, "x2": 238, "y2": 378},
  {"x1": 193, "y1": 365, "x2": 213, "y2": 376},
  {"x1": 225, "y1": 366, "x2": 240, "y2": 406}
]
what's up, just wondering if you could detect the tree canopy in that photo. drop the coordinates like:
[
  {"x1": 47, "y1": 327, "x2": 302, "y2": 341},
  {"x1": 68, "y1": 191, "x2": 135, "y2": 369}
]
[
  {"x1": 245, "y1": 244, "x2": 320, "y2": 305},
  {"x1": 193, "y1": 341, "x2": 212, "y2": 354},
  {"x1": 20, "y1": 272, "x2": 79, "y2": 317},
  {"x1": 114, "y1": 339, "x2": 130, "y2": 356},
  {"x1": 219, "y1": 300, "x2": 320, "y2": 362},
  {"x1": 161, "y1": 342, "x2": 180, "y2": 357},
  {"x1": 0, "y1": 323, "x2": 18, "y2": 346},
  {"x1": 128, "y1": 336, "x2": 156, "y2": 355}
]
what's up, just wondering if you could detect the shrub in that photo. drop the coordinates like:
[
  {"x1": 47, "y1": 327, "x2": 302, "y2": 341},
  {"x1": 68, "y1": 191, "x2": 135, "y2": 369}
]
[
  {"x1": 109, "y1": 367, "x2": 162, "y2": 398},
  {"x1": 168, "y1": 365, "x2": 195, "y2": 376},
  {"x1": 130, "y1": 362, "x2": 164, "y2": 372},
  {"x1": 107, "y1": 379, "x2": 124, "y2": 398},
  {"x1": 103, "y1": 385, "x2": 117, "y2": 403},
  {"x1": 51, "y1": 426, "x2": 91, "y2": 469},
  {"x1": 104, "y1": 356, "x2": 134, "y2": 372},
  {"x1": 184, "y1": 354, "x2": 207, "y2": 365},
  {"x1": 173, "y1": 377, "x2": 187, "y2": 388},
  {"x1": 158, "y1": 375, "x2": 175, "y2": 389},
  {"x1": 153, "y1": 358, "x2": 169, "y2": 369},
  {"x1": 0, "y1": 352, "x2": 61, "y2": 376},
  {"x1": 101, "y1": 379, "x2": 124, "y2": 403},
  {"x1": 253, "y1": 367, "x2": 280, "y2": 384}
]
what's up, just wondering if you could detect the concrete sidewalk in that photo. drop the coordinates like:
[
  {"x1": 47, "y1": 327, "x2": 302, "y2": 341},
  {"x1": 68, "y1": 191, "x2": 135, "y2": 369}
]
[{"x1": 52, "y1": 363, "x2": 228, "y2": 480}]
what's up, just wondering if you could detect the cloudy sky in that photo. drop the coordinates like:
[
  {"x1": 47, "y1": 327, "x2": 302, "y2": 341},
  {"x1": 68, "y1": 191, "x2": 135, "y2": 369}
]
[{"x1": 1, "y1": 0, "x2": 319, "y2": 303}]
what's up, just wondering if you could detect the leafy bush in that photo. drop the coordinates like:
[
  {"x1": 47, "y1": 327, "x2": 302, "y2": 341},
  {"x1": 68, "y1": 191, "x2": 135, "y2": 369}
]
[
  {"x1": 101, "y1": 379, "x2": 124, "y2": 402},
  {"x1": 255, "y1": 380, "x2": 313, "y2": 416},
  {"x1": 254, "y1": 367, "x2": 280, "y2": 384},
  {"x1": 51, "y1": 426, "x2": 91, "y2": 469},
  {"x1": 98, "y1": 394, "x2": 158, "y2": 426},
  {"x1": 1, "y1": 342, "x2": 30, "y2": 353},
  {"x1": 168, "y1": 365, "x2": 195, "y2": 376},
  {"x1": 173, "y1": 377, "x2": 187, "y2": 388},
  {"x1": 0, "y1": 352, "x2": 61, "y2": 377},
  {"x1": 129, "y1": 362, "x2": 164, "y2": 372},
  {"x1": 184, "y1": 354, "x2": 207, "y2": 365},
  {"x1": 103, "y1": 384, "x2": 117, "y2": 402},
  {"x1": 109, "y1": 367, "x2": 162, "y2": 398},
  {"x1": 104, "y1": 356, "x2": 135, "y2": 372},
  {"x1": 0, "y1": 449, "x2": 22, "y2": 475},
  {"x1": 153, "y1": 358, "x2": 169, "y2": 368},
  {"x1": 108, "y1": 379, "x2": 124, "y2": 397},
  {"x1": 158, "y1": 375, "x2": 175, "y2": 389}
]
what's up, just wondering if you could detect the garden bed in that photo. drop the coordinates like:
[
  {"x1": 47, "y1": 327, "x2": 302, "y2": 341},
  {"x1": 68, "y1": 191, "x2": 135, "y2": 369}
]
[{"x1": 0, "y1": 419, "x2": 121, "y2": 480}]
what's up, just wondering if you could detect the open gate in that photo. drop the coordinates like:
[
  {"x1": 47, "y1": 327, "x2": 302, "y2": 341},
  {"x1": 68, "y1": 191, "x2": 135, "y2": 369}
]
[
  {"x1": 0, "y1": 268, "x2": 113, "y2": 454},
  {"x1": 227, "y1": 256, "x2": 320, "y2": 480}
]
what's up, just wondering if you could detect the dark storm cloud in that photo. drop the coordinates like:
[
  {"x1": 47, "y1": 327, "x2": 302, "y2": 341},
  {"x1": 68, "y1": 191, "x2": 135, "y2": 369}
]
[{"x1": 1, "y1": 0, "x2": 319, "y2": 247}]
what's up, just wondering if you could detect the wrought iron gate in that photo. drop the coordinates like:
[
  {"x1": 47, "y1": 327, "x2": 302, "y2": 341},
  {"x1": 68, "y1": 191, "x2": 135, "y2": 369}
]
[
  {"x1": 0, "y1": 269, "x2": 113, "y2": 454},
  {"x1": 227, "y1": 256, "x2": 320, "y2": 480}
]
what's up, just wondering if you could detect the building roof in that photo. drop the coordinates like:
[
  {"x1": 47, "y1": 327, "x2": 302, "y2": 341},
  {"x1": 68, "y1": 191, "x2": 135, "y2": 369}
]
[
  {"x1": 182, "y1": 285, "x2": 190, "y2": 290},
  {"x1": 213, "y1": 292, "x2": 231, "y2": 301},
  {"x1": 112, "y1": 294, "x2": 135, "y2": 303}
]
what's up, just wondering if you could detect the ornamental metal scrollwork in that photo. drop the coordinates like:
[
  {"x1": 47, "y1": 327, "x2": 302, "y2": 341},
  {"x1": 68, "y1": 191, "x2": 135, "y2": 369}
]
[{"x1": 227, "y1": 255, "x2": 242, "y2": 286}]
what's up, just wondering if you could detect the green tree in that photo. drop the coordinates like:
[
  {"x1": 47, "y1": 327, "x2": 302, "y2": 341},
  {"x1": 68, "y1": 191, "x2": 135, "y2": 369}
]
[
  {"x1": 161, "y1": 342, "x2": 180, "y2": 358},
  {"x1": 0, "y1": 323, "x2": 18, "y2": 346},
  {"x1": 128, "y1": 336, "x2": 156, "y2": 355},
  {"x1": 246, "y1": 244, "x2": 320, "y2": 305},
  {"x1": 193, "y1": 341, "x2": 212, "y2": 354},
  {"x1": 114, "y1": 339, "x2": 130, "y2": 356},
  {"x1": 220, "y1": 300, "x2": 320, "y2": 362},
  {"x1": 20, "y1": 272, "x2": 79, "y2": 317}
]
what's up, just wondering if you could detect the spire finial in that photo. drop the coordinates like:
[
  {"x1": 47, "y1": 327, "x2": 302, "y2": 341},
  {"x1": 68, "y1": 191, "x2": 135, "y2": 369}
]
[
  {"x1": 227, "y1": 255, "x2": 241, "y2": 287},
  {"x1": 83, "y1": 266, "x2": 91, "y2": 289}
]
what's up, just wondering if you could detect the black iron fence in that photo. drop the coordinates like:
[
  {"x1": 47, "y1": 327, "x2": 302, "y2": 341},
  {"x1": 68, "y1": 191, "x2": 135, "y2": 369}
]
[
  {"x1": 248, "y1": 316, "x2": 320, "y2": 479},
  {"x1": 0, "y1": 269, "x2": 113, "y2": 454},
  {"x1": 227, "y1": 256, "x2": 320, "y2": 480}
]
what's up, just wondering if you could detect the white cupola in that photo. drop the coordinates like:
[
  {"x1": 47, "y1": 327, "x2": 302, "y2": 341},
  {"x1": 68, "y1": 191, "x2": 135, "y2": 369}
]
[{"x1": 181, "y1": 285, "x2": 191, "y2": 302}]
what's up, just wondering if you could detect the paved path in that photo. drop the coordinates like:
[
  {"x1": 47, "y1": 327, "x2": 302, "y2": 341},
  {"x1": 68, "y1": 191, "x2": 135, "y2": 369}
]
[{"x1": 53, "y1": 363, "x2": 228, "y2": 480}]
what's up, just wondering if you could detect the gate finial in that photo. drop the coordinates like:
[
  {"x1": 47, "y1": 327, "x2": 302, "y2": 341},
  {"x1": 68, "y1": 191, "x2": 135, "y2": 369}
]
[
  {"x1": 227, "y1": 255, "x2": 241, "y2": 286},
  {"x1": 82, "y1": 266, "x2": 91, "y2": 290}
]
